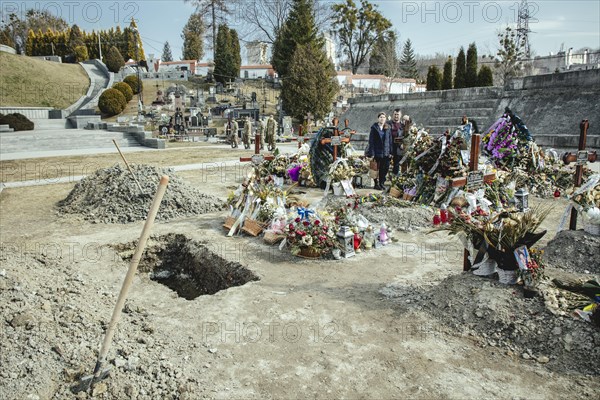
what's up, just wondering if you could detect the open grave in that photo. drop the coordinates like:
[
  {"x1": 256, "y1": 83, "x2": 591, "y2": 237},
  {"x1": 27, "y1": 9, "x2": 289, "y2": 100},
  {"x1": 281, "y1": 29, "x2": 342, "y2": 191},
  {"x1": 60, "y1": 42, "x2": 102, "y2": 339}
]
[{"x1": 114, "y1": 233, "x2": 259, "y2": 299}]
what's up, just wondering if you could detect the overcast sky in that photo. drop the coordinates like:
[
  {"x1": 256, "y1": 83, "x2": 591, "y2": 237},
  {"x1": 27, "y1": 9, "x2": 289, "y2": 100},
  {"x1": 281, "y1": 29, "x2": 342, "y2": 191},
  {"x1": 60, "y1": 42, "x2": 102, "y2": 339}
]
[{"x1": 5, "y1": 1, "x2": 599, "y2": 61}]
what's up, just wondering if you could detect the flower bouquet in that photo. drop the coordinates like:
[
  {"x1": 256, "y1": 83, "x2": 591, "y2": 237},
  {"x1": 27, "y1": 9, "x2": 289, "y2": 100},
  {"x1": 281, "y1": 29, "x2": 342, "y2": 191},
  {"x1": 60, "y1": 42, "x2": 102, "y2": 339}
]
[
  {"x1": 482, "y1": 115, "x2": 518, "y2": 167},
  {"x1": 284, "y1": 214, "x2": 339, "y2": 257}
]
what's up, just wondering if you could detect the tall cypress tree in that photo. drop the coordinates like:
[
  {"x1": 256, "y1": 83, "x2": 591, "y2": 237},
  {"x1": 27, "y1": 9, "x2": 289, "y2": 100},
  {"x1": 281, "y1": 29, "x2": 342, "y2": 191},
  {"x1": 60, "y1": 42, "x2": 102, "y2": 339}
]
[
  {"x1": 454, "y1": 47, "x2": 466, "y2": 89},
  {"x1": 214, "y1": 25, "x2": 234, "y2": 83},
  {"x1": 478, "y1": 65, "x2": 494, "y2": 86},
  {"x1": 229, "y1": 29, "x2": 241, "y2": 81},
  {"x1": 426, "y1": 65, "x2": 442, "y2": 91},
  {"x1": 465, "y1": 42, "x2": 478, "y2": 87},
  {"x1": 271, "y1": 0, "x2": 322, "y2": 78},
  {"x1": 442, "y1": 57, "x2": 453, "y2": 90}
]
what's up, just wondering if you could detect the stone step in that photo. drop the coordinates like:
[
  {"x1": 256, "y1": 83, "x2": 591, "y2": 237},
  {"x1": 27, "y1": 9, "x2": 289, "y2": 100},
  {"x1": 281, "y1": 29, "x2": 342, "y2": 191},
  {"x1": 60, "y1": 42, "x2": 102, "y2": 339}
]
[
  {"x1": 0, "y1": 124, "x2": 15, "y2": 132},
  {"x1": 534, "y1": 134, "x2": 600, "y2": 149},
  {"x1": 29, "y1": 119, "x2": 71, "y2": 130},
  {"x1": 437, "y1": 99, "x2": 499, "y2": 110},
  {"x1": 430, "y1": 108, "x2": 495, "y2": 118},
  {"x1": 428, "y1": 116, "x2": 493, "y2": 125}
]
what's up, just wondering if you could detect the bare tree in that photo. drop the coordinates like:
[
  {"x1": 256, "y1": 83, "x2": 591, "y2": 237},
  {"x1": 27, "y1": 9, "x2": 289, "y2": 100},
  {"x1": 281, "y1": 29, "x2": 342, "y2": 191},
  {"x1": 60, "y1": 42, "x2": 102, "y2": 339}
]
[{"x1": 237, "y1": 0, "x2": 334, "y2": 45}]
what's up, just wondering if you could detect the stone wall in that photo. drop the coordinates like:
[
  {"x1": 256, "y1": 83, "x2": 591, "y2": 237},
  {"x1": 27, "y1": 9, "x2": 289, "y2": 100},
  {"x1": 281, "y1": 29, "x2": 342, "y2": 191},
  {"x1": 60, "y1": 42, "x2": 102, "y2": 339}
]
[{"x1": 342, "y1": 69, "x2": 600, "y2": 150}]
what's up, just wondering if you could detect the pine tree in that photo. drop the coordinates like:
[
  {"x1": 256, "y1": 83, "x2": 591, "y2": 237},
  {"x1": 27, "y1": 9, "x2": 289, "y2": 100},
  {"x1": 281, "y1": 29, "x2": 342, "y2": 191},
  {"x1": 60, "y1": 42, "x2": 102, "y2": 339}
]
[
  {"x1": 271, "y1": 0, "x2": 323, "y2": 78},
  {"x1": 399, "y1": 38, "x2": 418, "y2": 79},
  {"x1": 477, "y1": 65, "x2": 494, "y2": 86},
  {"x1": 281, "y1": 43, "x2": 338, "y2": 121},
  {"x1": 426, "y1": 65, "x2": 442, "y2": 91},
  {"x1": 442, "y1": 57, "x2": 453, "y2": 90},
  {"x1": 229, "y1": 29, "x2": 241, "y2": 79},
  {"x1": 182, "y1": 13, "x2": 205, "y2": 60},
  {"x1": 454, "y1": 47, "x2": 466, "y2": 89},
  {"x1": 162, "y1": 41, "x2": 173, "y2": 62},
  {"x1": 466, "y1": 42, "x2": 478, "y2": 87}
]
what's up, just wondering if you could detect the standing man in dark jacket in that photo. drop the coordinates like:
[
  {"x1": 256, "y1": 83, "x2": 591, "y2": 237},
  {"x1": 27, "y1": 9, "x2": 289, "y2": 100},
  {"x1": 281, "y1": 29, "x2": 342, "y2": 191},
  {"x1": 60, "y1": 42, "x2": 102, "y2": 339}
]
[
  {"x1": 389, "y1": 108, "x2": 404, "y2": 176},
  {"x1": 366, "y1": 112, "x2": 392, "y2": 190}
]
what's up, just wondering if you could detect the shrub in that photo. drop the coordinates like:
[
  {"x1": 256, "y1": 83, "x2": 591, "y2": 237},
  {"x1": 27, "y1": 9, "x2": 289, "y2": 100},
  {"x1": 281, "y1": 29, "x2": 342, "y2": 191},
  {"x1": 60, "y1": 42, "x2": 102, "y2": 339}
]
[
  {"x1": 123, "y1": 75, "x2": 141, "y2": 95},
  {"x1": 0, "y1": 113, "x2": 34, "y2": 131},
  {"x1": 112, "y1": 82, "x2": 134, "y2": 102},
  {"x1": 105, "y1": 46, "x2": 125, "y2": 73},
  {"x1": 98, "y1": 88, "x2": 126, "y2": 116},
  {"x1": 74, "y1": 45, "x2": 89, "y2": 62}
]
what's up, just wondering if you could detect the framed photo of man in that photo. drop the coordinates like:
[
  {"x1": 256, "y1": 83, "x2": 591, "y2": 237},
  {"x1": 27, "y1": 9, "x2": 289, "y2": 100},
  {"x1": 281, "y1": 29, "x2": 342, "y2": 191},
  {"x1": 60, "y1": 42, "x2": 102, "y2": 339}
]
[{"x1": 514, "y1": 246, "x2": 531, "y2": 271}]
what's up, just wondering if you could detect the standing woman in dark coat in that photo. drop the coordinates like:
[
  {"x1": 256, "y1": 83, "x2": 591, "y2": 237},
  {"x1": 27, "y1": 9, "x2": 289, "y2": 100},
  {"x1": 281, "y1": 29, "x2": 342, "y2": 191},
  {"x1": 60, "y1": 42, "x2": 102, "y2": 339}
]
[{"x1": 366, "y1": 112, "x2": 392, "y2": 190}]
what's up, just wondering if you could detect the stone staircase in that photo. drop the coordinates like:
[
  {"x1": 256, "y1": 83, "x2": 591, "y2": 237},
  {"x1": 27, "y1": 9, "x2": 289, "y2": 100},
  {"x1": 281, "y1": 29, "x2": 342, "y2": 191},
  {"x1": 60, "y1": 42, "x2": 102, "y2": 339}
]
[
  {"x1": 425, "y1": 98, "x2": 500, "y2": 135},
  {"x1": 0, "y1": 129, "x2": 142, "y2": 155}
]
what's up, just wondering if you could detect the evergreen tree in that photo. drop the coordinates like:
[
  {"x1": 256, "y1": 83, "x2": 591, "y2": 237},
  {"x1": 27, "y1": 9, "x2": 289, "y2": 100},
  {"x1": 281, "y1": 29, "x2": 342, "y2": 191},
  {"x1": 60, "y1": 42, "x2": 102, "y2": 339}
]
[
  {"x1": 442, "y1": 57, "x2": 453, "y2": 90},
  {"x1": 466, "y1": 42, "x2": 478, "y2": 87},
  {"x1": 182, "y1": 12, "x2": 205, "y2": 60},
  {"x1": 369, "y1": 31, "x2": 398, "y2": 77},
  {"x1": 426, "y1": 65, "x2": 442, "y2": 91},
  {"x1": 477, "y1": 65, "x2": 494, "y2": 86},
  {"x1": 271, "y1": 0, "x2": 323, "y2": 78},
  {"x1": 399, "y1": 38, "x2": 418, "y2": 79},
  {"x1": 162, "y1": 41, "x2": 173, "y2": 62},
  {"x1": 126, "y1": 19, "x2": 145, "y2": 61},
  {"x1": 213, "y1": 25, "x2": 240, "y2": 83},
  {"x1": 454, "y1": 47, "x2": 466, "y2": 88},
  {"x1": 68, "y1": 24, "x2": 84, "y2": 54},
  {"x1": 25, "y1": 29, "x2": 35, "y2": 55},
  {"x1": 105, "y1": 45, "x2": 125, "y2": 73},
  {"x1": 281, "y1": 43, "x2": 338, "y2": 121}
]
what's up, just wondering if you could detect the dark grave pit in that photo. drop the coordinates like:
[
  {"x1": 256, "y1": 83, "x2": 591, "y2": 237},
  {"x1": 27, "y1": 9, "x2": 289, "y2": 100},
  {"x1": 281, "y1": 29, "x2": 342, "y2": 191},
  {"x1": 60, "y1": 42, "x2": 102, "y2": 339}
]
[{"x1": 114, "y1": 233, "x2": 259, "y2": 300}]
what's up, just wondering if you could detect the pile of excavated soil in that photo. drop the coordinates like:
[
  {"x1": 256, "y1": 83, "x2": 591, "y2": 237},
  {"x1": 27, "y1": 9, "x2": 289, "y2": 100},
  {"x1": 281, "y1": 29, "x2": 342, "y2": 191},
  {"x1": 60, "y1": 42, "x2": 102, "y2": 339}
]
[
  {"x1": 543, "y1": 229, "x2": 600, "y2": 274},
  {"x1": 381, "y1": 273, "x2": 599, "y2": 376},
  {"x1": 57, "y1": 164, "x2": 225, "y2": 223}
]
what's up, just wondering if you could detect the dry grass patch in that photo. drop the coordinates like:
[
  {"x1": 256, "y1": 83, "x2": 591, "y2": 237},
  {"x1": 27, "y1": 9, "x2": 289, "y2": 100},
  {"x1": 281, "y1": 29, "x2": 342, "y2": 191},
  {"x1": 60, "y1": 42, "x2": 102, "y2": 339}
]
[{"x1": 0, "y1": 52, "x2": 89, "y2": 109}]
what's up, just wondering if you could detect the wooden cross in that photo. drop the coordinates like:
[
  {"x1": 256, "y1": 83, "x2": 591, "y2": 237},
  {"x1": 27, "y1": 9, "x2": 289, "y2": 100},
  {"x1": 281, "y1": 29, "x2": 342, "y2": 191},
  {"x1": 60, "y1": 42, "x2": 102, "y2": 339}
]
[
  {"x1": 319, "y1": 118, "x2": 354, "y2": 161},
  {"x1": 561, "y1": 120, "x2": 597, "y2": 230},
  {"x1": 239, "y1": 130, "x2": 274, "y2": 165},
  {"x1": 449, "y1": 134, "x2": 496, "y2": 271},
  {"x1": 294, "y1": 125, "x2": 311, "y2": 148}
]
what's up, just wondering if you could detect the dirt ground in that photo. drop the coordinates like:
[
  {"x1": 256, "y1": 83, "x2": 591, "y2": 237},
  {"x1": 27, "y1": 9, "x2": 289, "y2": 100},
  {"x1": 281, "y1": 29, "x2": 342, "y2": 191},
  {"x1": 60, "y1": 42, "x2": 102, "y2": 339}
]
[{"x1": 1, "y1": 147, "x2": 599, "y2": 399}]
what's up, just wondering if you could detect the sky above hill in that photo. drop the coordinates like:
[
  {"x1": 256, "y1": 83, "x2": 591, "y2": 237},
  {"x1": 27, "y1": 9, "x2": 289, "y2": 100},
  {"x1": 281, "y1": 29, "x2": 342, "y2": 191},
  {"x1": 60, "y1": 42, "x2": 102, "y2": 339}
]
[{"x1": 4, "y1": 0, "x2": 599, "y2": 61}]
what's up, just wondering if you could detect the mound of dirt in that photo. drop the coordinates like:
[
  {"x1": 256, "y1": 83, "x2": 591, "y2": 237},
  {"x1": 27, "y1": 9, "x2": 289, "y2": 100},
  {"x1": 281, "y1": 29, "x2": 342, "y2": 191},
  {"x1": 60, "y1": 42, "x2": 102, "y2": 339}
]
[
  {"x1": 58, "y1": 164, "x2": 225, "y2": 223},
  {"x1": 543, "y1": 230, "x2": 600, "y2": 274},
  {"x1": 381, "y1": 273, "x2": 600, "y2": 375}
]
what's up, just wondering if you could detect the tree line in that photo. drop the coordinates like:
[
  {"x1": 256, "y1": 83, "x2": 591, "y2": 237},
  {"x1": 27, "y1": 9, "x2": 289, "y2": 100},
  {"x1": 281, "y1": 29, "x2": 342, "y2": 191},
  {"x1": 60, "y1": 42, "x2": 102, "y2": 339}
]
[{"x1": 426, "y1": 43, "x2": 494, "y2": 91}]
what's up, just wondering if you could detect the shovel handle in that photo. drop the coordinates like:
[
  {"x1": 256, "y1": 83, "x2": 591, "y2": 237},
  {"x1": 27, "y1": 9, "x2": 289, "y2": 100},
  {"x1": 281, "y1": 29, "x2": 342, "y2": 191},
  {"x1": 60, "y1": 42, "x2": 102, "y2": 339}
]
[
  {"x1": 96, "y1": 175, "x2": 169, "y2": 368},
  {"x1": 112, "y1": 139, "x2": 144, "y2": 193}
]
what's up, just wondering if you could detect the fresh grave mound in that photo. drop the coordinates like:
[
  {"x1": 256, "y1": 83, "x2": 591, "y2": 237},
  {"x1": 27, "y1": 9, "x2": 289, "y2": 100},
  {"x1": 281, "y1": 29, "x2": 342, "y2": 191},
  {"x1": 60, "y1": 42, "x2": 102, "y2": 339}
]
[
  {"x1": 113, "y1": 233, "x2": 259, "y2": 299},
  {"x1": 382, "y1": 273, "x2": 599, "y2": 375},
  {"x1": 318, "y1": 195, "x2": 433, "y2": 232},
  {"x1": 543, "y1": 229, "x2": 600, "y2": 275},
  {"x1": 58, "y1": 164, "x2": 225, "y2": 223}
]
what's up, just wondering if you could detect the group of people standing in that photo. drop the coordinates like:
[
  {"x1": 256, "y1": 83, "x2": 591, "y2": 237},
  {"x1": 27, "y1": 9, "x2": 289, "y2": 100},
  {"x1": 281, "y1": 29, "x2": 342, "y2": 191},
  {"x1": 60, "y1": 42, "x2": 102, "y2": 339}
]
[
  {"x1": 365, "y1": 109, "x2": 410, "y2": 190},
  {"x1": 225, "y1": 115, "x2": 278, "y2": 150}
]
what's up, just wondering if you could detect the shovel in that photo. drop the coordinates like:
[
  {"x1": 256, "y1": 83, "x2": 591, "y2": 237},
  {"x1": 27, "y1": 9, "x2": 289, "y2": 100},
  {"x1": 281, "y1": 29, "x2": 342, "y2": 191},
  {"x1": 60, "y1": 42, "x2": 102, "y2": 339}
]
[
  {"x1": 71, "y1": 175, "x2": 169, "y2": 394},
  {"x1": 112, "y1": 139, "x2": 145, "y2": 195}
]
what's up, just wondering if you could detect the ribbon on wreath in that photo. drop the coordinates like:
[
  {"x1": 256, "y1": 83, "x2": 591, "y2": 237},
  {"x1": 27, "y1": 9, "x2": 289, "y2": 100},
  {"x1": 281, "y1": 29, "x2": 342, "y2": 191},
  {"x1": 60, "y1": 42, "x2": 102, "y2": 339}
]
[
  {"x1": 428, "y1": 135, "x2": 448, "y2": 175},
  {"x1": 297, "y1": 207, "x2": 314, "y2": 221}
]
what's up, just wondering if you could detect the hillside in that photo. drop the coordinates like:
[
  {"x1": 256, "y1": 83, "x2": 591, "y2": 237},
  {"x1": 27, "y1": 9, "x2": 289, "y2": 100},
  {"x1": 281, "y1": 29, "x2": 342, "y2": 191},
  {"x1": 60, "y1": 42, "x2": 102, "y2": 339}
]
[{"x1": 0, "y1": 52, "x2": 89, "y2": 109}]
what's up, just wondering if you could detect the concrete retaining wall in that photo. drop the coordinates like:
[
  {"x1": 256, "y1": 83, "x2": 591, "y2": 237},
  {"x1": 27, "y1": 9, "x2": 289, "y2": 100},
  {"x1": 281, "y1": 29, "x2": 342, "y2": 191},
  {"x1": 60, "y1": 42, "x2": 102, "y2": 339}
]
[{"x1": 343, "y1": 69, "x2": 600, "y2": 150}]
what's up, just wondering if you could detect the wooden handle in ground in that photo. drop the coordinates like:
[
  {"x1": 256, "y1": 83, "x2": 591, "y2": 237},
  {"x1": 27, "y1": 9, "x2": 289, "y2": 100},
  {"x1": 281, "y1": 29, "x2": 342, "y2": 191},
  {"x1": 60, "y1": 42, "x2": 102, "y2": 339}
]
[
  {"x1": 112, "y1": 139, "x2": 144, "y2": 193},
  {"x1": 96, "y1": 175, "x2": 169, "y2": 366}
]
